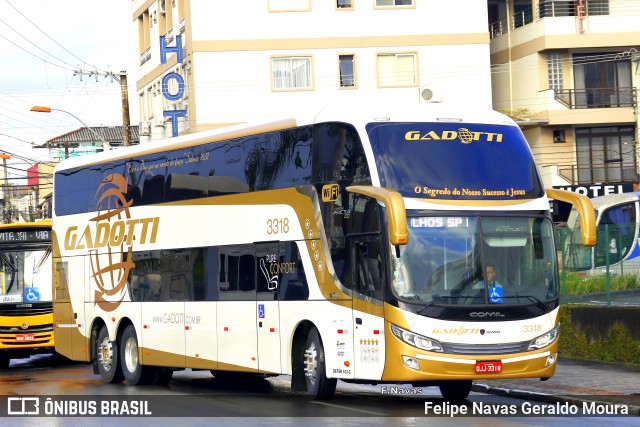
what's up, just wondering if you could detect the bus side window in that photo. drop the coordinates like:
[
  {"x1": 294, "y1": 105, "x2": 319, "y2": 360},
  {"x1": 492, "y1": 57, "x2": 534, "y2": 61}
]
[
  {"x1": 219, "y1": 245, "x2": 256, "y2": 301},
  {"x1": 279, "y1": 242, "x2": 309, "y2": 301},
  {"x1": 257, "y1": 242, "x2": 281, "y2": 301}
]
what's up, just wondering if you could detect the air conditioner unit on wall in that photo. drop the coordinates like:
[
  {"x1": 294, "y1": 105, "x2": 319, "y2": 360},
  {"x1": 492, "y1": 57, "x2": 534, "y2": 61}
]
[
  {"x1": 419, "y1": 85, "x2": 442, "y2": 103},
  {"x1": 140, "y1": 123, "x2": 150, "y2": 135}
]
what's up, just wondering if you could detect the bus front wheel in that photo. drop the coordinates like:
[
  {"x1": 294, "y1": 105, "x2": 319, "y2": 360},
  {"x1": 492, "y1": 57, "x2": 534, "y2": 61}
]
[
  {"x1": 120, "y1": 325, "x2": 157, "y2": 385},
  {"x1": 438, "y1": 380, "x2": 473, "y2": 400},
  {"x1": 96, "y1": 325, "x2": 124, "y2": 383},
  {"x1": 303, "y1": 327, "x2": 336, "y2": 400}
]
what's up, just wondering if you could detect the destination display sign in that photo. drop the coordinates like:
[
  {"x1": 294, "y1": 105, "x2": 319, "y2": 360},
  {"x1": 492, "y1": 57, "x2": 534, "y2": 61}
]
[{"x1": 0, "y1": 229, "x2": 51, "y2": 243}]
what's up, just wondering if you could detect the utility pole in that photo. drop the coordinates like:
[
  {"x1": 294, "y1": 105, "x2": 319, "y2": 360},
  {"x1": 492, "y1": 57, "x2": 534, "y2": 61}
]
[
  {"x1": 120, "y1": 71, "x2": 132, "y2": 146},
  {"x1": 0, "y1": 153, "x2": 10, "y2": 224},
  {"x1": 73, "y1": 69, "x2": 132, "y2": 146}
]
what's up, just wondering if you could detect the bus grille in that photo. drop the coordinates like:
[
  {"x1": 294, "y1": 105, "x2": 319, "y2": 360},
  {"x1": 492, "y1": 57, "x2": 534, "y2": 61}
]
[
  {"x1": 0, "y1": 324, "x2": 54, "y2": 347},
  {"x1": 0, "y1": 303, "x2": 52, "y2": 316},
  {"x1": 0, "y1": 324, "x2": 54, "y2": 334},
  {"x1": 441, "y1": 341, "x2": 530, "y2": 355}
]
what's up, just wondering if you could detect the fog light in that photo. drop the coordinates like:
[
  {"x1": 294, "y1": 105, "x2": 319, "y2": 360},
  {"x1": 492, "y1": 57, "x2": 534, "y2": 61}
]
[
  {"x1": 402, "y1": 355, "x2": 420, "y2": 370},
  {"x1": 545, "y1": 353, "x2": 557, "y2": 367}
]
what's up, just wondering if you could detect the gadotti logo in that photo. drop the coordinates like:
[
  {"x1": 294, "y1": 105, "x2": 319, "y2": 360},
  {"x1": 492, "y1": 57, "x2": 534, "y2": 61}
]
[
  {"x1": 404, "y1": 129, "x2": 503, "y2": 144},
  {"x1": 63, "y1": 173, "x2": 160, "y2": 312}
]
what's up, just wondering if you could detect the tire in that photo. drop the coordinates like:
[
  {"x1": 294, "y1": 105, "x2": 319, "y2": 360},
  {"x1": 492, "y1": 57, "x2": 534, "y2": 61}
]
[
  {"x1": 439, "y1": 380, "x2": 473, "y2": 400},
  {"x1": 303, "y1": 327, "x2": 336, "y2": 400},
  {"x1": 96, "y1": 325, "x2": 124, "y2": 383},
  {"x1": 120, "y1": 325, "x2": 157, "y2": 385}
]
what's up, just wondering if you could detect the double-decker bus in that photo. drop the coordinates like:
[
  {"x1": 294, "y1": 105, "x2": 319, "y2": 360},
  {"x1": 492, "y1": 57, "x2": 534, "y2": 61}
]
[
  {"x1": 52, "y1": 104, "x2": 595, "y2": 399},
  {"x1": 0, "y1": 220, "x2": 54, "y2": 368},
  {"x1": 563, "y1": 191, "x2": 640, "y2": 275}
]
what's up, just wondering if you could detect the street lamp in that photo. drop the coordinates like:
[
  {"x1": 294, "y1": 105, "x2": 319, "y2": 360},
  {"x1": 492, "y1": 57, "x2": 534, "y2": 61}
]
[{"x1": 30, "y1": 106, "x2": 109, "y2": 159}]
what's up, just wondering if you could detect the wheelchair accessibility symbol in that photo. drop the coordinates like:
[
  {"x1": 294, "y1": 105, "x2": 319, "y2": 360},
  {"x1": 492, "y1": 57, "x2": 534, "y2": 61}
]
[
  {"x1": 489, "y1": 286, "x2": 503, "y2": 304},
  {"x1": 24, "y1": 287, "x2": 40, "y2": 302}
]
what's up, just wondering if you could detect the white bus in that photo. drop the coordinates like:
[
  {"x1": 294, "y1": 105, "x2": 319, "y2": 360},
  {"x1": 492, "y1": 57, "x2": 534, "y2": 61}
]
[
  {"x1": 52, "y1": 103, "x2": 595, "y2": 400},
  {"x1": 563, "y1": 191, "x2": 640, "y2": 275}
]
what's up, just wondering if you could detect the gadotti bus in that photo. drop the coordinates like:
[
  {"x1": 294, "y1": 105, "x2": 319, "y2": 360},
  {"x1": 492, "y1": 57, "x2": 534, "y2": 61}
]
[{"x1": 52, "y1": 103, "x2": 595, "y2": 400}]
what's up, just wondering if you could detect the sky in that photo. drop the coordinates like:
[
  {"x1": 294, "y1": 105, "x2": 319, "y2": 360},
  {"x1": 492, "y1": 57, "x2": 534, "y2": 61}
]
[{"x1": 0, "y1": 0, "x2": 137, "y2": 184}]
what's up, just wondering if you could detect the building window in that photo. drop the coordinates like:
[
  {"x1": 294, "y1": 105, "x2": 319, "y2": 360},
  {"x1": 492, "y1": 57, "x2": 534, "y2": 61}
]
[
  {"x1": 576, "y1": 126, "x2": 636, "y2": 184},
  {"x1": 337, "y1": 0, "x2": 353, "y2": 9},
  {"x1": 375, "y1": 0, "x2": 413, "y2": 7},
  {"x1": 272, "y1": 56, "x2": 313, "y2": 90},
  {"x1": 268, "y1": 0, "x2": 311, "y2": 12},
  {"x1": 548, "y1": 52, "x2": 564, "y2": 91},
  {"x1": 553, "y1": 129, "x2": 565, "y2": 143},
  {"x1": 377, "y1": 53, "x2": 417, "y2": 87},
  {"x1": 573, "y1": 53, "x2": 632, "y2": 108},
  {"x1": 339, "y1": 54, "x2": 356, "y2": 88}
]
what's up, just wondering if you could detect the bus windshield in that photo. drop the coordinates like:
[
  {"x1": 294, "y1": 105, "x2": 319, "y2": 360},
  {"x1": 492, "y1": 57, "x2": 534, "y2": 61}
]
[
  {"x1": 367, "y1": 122, "x2": 544, "y2": 201},
  {"x1": 0, "y1": 245, "x2": 52, "y2": 304},
  {"x1": 392, "y1": 215, "x2": 558, "y2": 306}
]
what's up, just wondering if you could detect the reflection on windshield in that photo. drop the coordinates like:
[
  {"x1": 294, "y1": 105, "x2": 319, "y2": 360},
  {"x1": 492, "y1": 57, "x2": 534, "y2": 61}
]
[
  {"x1": 563, "y1": 209, "x2": 592, "y2": 271},
  {"x1": 392, "y1": 215, "x2": 558, "y2": 306}
]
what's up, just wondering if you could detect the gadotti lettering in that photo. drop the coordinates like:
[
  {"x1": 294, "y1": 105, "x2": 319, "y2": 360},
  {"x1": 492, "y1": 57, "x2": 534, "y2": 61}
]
[
  {"x1": 404, "y1": 129, "x2": 503, "y2": 144},
  {"x1": 64, "y1": 217, "x2": 160, "y2": 250}
]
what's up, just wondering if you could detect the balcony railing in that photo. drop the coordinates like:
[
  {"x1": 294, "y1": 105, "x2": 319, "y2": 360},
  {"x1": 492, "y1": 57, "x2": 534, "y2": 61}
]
[
  {"x1": 558, "y1": 164, "x2": 638, "y2": 184},
  {"x1": 538, "y1": 0, "x2": 610, "y2": 19},
  {"x1": 489, "y1": 1, "x2": 640, "y2": 39},
  {"x1": 554, "y1": 87, "x2": 636, "y2": 109}
]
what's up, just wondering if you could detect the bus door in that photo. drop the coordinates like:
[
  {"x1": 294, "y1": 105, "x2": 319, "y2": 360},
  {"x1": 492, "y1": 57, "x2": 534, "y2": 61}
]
[
  {"x1": 256, "y1": 242, "x2": 282, "y2": 374},
  {"x1": 216, "y1": 245, "x2": 258, "y2": 372},
  {"x1": 350, "y1": 235, "x2": 386, "y2": 380}
]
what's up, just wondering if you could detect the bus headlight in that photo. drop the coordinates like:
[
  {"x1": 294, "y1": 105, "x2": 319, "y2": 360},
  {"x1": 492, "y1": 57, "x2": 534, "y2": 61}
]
[
  {"x1": 390, "y1": 324, "x2": 443, "y2": 352},
  {"x1": 528, "y1": 324, "x2": 560, "y2": 350}
]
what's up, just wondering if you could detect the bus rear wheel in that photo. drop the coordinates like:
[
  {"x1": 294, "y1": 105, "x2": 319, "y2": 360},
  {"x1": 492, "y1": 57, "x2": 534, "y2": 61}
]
[
  {"x1": 96, "y1": 325, "x2": 124, "y2": 383},
  {"x1": 303, "y1": 327, "x2": 336, "y2": 400},
  {"x1": 120, "y1": 325, "x2": 157, "y2": 385},
  {"x1": 438, "y1": 380, "x2": 472, "y2": 400}
]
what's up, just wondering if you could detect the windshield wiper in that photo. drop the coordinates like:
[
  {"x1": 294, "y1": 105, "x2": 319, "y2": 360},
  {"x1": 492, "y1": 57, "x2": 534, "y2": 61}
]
[
  {"x1": 416, "y1": 294, "x2": 444, "y2": 315},
  {"x1": 502, "y1": 294, "x2": 548, "y2": 311}
]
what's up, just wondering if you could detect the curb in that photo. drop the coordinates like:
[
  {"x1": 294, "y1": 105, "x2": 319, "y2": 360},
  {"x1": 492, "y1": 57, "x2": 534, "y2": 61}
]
[{"x1": 472, "y1": 383, "x2": 640, "y2": 416}]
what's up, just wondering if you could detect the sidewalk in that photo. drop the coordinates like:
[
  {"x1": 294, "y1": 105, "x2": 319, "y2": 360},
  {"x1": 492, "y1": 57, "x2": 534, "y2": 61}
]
[{"x1": 472, "y1": 358, "x2": 640, "y2": 415}]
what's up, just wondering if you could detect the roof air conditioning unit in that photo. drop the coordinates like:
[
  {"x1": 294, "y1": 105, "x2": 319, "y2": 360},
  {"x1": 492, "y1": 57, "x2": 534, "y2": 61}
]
[{"x1": 419, "y1": 85, "x2": 442, "y2": 103}]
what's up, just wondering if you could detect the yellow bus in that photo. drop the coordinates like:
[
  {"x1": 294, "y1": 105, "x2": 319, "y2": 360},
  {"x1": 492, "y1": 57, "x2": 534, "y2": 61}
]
[
  {"x1": 52, "y1": 103, "x2": 595, "y2": 399},
  {"x1": 0, "y1": 220, "x2": 54, "y2": 368}
]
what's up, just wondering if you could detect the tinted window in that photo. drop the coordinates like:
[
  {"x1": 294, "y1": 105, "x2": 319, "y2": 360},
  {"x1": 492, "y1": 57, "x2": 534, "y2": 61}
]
[
  {"x1": 218, "y1": 245, "x2": 256, "y2": 301},
  {"x1": 279, "y1": 242, "x2": 309, "y2": 301},
  {"x1": 55, "y1": 126, "x2": 313, "y2": 216},
  {"x1": 312, "y1": 122, "x2": 371, "y2": 185}
]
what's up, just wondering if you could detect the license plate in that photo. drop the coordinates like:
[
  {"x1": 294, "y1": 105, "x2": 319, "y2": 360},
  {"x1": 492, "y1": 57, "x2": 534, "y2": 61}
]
[
  {"x1": 16, "y1": 334, "x2": 35, "y2": 342},
  {"x1": 474, "y1": 360, "x2": 502, "y2": 374}
]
